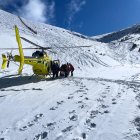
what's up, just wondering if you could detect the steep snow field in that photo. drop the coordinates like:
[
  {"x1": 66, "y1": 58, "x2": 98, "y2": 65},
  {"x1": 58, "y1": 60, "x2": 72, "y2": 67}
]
[{"x1": 1, "y1": 10, "x2": 140, "y2": 140}]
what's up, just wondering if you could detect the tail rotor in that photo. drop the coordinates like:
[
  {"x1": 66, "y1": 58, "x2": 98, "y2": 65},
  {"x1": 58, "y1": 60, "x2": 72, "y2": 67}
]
[{"x1": 6, "y1": 50, "x2": 13, "y2": 68}]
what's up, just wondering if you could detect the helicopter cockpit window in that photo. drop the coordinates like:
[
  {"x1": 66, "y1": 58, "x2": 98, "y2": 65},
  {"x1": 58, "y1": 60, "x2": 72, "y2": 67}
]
[{"x1": 32, "y1": 51, "x2": 44, "y2": 58}]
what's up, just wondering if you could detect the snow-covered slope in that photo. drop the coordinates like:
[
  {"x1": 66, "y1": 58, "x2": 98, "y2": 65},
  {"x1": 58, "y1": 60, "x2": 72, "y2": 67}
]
[
  {"x1": 1, "y1": 9, "x2": 140, "y2": 140},
  {"x1": 93, "y1": 24, "x2": 140, "y2": 43},
  {"x1": 0, "y1": 9, "x2": 117, "y2": 72},
  {"x1": 92, "y1": 24, "x2": 140, "y2": 65}
]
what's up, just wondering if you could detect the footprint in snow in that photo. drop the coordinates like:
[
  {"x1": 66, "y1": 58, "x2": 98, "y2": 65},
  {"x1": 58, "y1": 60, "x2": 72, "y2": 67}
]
[
  {"x1": 68, "y1": 96, "x2": 74, "y2": 99},
  {"x1": 77, "y1": 101, "x2": 83, "y2": 104},
  {"x1": 112, "y1": 102, "x2": 117, "y2": 105},
  {"x1": 34, "y1": 114, "x2": 43, "y2": 122},
  {"x1": 137, "y1": 105, "x2": 140, "y2": 109},
  {"x1": 101, "y1": 83, "x2": 106, "y2": 86},
  {"x1": 100, "y1": 104, "x2": 109, "y2": 109},
  {"x1": 102, "y1": 92, "x2": 107, "y2": 95},
  {"x1": 69, "y1": 110, "x2": 76, "y2": 114},
  {"x1": 133, "y1": 117, "x2": 140, "y2": 131},
  {"x1": 82, "y1": 132, "x2": 87, "y2": 139},
  {"x1": 129, "y1": 86, "x2": 135, "y2": 89},
  {"x1": 62, "y1": 126, "x2": 73, "y2": 133},
  {"x1": 76, "y1": 100, "x2": 87, "y2": 109},
  {"x1": 43, "y1": 122, "x2": 56, "y2": 131},
  {"x1": 19, "y1": 114, "x2": 43, "y2": 131},
  {"x1": 83, "y1": 92, "x2": 87, "y2": 95},
  {"x1": 47, "y1": 122, "x2": 56, "y2": 127},
  {"x1": 33, "y1": 131, "x2": 48, "y2": 140},
  {"x1": 97, "y1": 98, "x2": 104, "y2": 102},
  {"x1": 19, "y1": 126, "x2": 28, "y2": 131},
  {"x1": 117, "y1": 94, "x2": 121, "y2": 98},
  {"x1": 80, "y1": 87, "x2": 84, "y2": 90},
  {"x1": 50, "y1": 106, "x2": 58, "y2": 110},
  {"x1": 79, "y1": 104, "x2": 87, "y2": 109},
  {"x1": 79, "y1": 95, "x2": 83, "y2": 98},
  {"x1": 76, "y1": 90, "x2": 86, "y2": 93},
  {"x1": 57, "y1": 100, "x2": 64, "y2": 105},
  {"x1": 106, "y1": 86, "x2": 110, "y2": 90},
  {"x1": 102, "y1": 95, "x2": 106, "y2": 98},
  {"x1": 85, "y1": 119, "x2": 96, "y2": 129},
  {"x1": 90, "y1": 110, "x2": 102, "y2": 119},
  {"x1": 133, "y1": 89, "x2": 139, "y2": 93},
  {"x1": 135, "y1": 93, "x2": 140, "y2": 102},
  {"x1": 50, "y1": 101, "x2": 64, "y2": 111},
  {"x1": 69, "y1": 115, "x2": 78, "y2": 121},
  {"x1": 112, "y1": 98, "x2": 116, "y2": 101},
  {"x1": 104, "y1": 110, "x2": 109, "y2": 114},
  {"x1": 84, "y1": 97, "x2": 89, "y2": 100},
  {"x1": 121, "y1": 89, "x2": 125, "y2": 92}
]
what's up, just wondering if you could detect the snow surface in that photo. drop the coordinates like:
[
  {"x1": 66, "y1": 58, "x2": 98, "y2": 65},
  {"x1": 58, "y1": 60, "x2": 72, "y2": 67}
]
[{"x1": 1, "y1": 9, "x2": 140, "y2": 140}]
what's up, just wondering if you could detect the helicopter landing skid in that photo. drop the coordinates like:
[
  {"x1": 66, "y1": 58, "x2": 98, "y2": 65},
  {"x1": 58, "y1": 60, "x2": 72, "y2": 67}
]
[
  {"x1": 28, "y1": 72, "x2": 53, "y2": 80},
  {"x1": 28, "y1": 74, "x2": 35, "y2": 80}
]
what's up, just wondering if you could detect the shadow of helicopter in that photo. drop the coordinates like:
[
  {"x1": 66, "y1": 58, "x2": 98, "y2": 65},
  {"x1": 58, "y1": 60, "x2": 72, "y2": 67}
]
[{"x1": 0, "y1": 75, "x2": 48, "y2": 89}]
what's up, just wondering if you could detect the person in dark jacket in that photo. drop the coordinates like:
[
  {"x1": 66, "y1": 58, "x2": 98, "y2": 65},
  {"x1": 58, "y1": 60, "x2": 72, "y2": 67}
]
[
  {"x1": 51, "y1": 62, "x2": 60, "y2": 78},
  {"x1": 60, "y1": 64, "x2": 69, "y2": 77},
  {"x1": 68, "y1": 63, "x2": 74, "y2": 76},
  {"x1": 60, "y1": 64, "x2": 65, "y2": 77}
]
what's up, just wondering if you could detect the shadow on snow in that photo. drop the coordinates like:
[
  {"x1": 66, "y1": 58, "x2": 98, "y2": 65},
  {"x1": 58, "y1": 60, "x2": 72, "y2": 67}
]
[{"x1": 0, "y1": 75, "x2": 47, "y2": 89}]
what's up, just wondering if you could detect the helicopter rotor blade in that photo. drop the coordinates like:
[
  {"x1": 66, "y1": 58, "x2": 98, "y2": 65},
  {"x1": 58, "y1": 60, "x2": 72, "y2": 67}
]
[
  {"x1": 20, "y1": 37, "x2": 51, "y2": 49},
  {"x1": 0, "y1": 36, "x2": 92, "y2": 52},
  {"x1": 0, "y1": 48, "x2": 17, "y2": 50},
  {"x1": 53, "y1": 45, "x2": 92, "y2": 48},
  {"x1": 0, "y1": 48, "x2": 49, "y2": 50},
  {"x1": 20, "y1": 36, "x2": 92, "y2": 49},
  {"x1": 0, "y1": 48, "x2": 57, "y2": 55},
  {"x1": 18, "y1": 16, "x2": 37, "y2": 34},
  {"x1": 0, "y1": 46, "x2": 91, "y2": 50}
]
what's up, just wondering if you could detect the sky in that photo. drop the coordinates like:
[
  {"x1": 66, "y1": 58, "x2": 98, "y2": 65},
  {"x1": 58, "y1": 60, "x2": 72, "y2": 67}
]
[{"x1": 0, "y1": 0, "x2": 140, "y2": 36}]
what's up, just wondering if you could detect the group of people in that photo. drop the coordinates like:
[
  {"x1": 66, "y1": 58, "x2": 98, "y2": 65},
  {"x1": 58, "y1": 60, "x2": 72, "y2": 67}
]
[{"x1": 51, "y1": 62, "x2": 74, "y2": 79}]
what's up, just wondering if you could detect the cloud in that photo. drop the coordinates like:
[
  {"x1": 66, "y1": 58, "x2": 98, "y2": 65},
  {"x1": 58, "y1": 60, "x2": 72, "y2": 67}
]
[
  {"x1": 67, "y1": 0, "x2": 86, "y2": 28},
  {"x1": 18, "y1": 0, "x2": 55, "y2": 23},
  {"x1": 0, "y1": 0, "x2": 55, "y2": 23}
]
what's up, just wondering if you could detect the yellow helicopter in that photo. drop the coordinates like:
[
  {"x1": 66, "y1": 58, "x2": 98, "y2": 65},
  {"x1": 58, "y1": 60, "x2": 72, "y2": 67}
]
[
  {"x1": 1, "y1": 25, "x2": 91, "y2": 78},
  {"x1": 1, "y1": 25, "x2": 55, "y2": 77}
]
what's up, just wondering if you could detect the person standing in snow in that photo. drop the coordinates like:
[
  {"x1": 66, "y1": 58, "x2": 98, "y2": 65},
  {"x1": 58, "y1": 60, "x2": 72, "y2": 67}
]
[
  {"x1": 68, "y1": 63, "x2": 74, "y2": 76},
  {"x1": 51, "y1": 62, "x2": 60, "y2": 78}
]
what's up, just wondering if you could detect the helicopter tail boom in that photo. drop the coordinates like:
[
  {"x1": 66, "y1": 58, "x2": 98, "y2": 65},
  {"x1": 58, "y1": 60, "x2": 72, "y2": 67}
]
[{"x1": 15, "y1": 25, "x2": 25, "y2": 74}]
